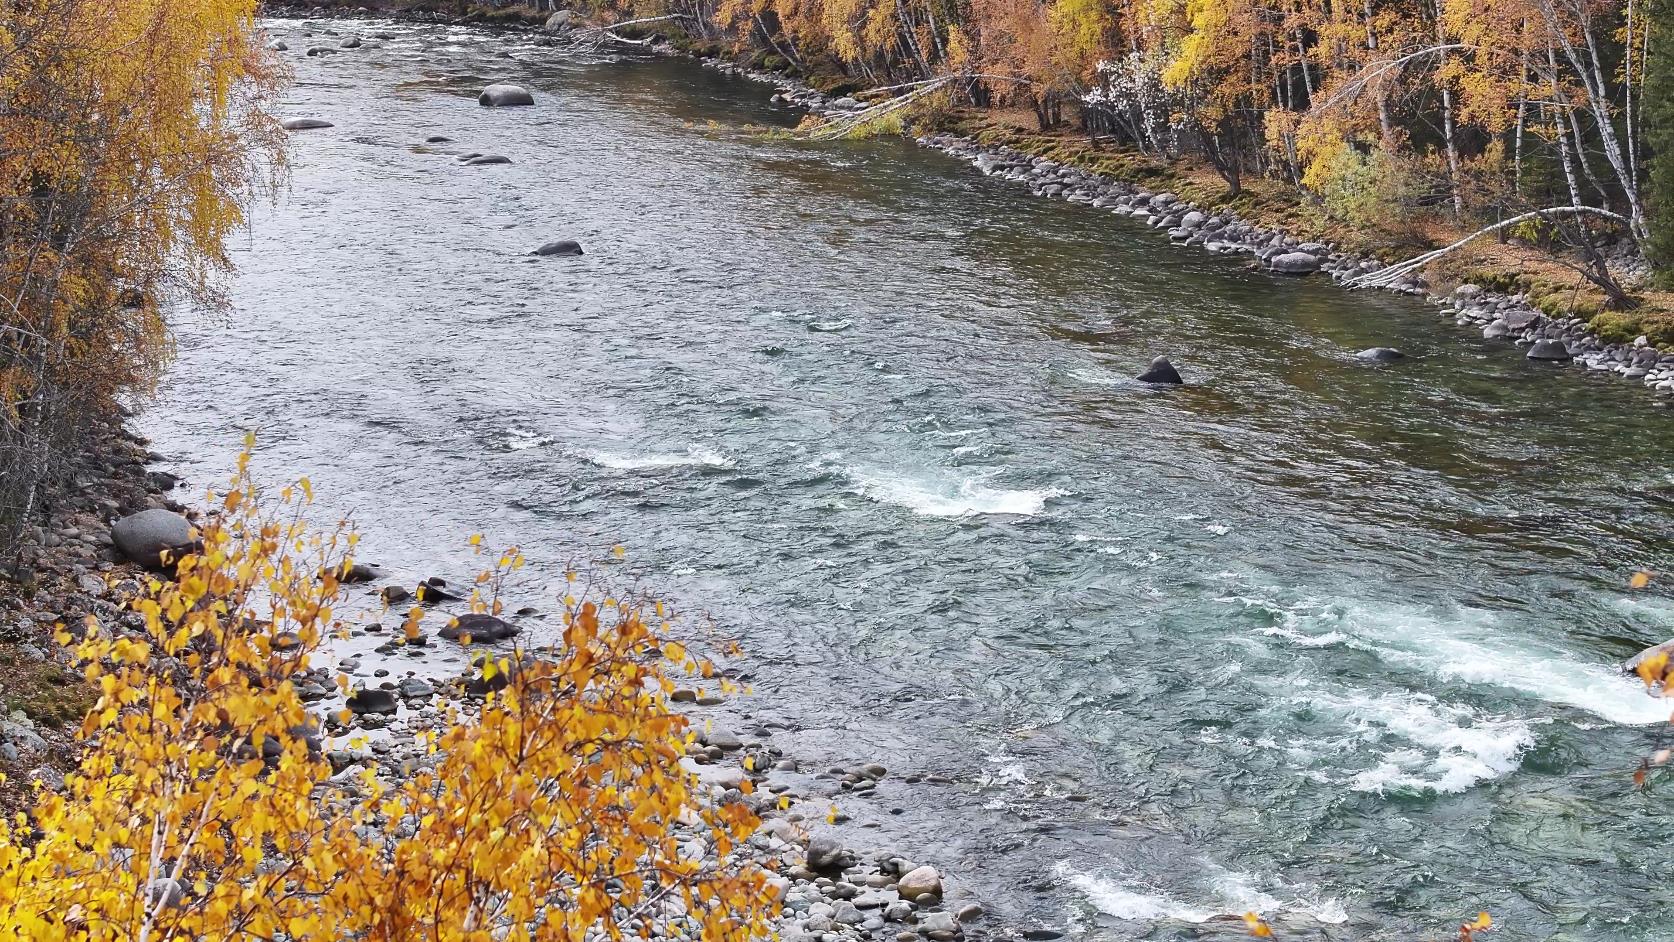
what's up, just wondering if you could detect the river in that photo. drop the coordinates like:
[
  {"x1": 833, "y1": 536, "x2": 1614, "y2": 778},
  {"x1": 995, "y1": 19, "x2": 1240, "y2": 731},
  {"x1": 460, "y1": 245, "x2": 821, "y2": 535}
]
[{"x1": 144, "y1": 18, "x2": 1674, "y2": 942}]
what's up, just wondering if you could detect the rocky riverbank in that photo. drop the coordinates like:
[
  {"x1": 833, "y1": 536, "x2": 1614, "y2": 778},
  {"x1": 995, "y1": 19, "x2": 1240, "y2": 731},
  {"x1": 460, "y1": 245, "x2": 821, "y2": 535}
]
[
  {"x1": 0, "y1": 414, "x2": 1006, "y2": 942},
  {"x1": 0, "y1": 418, "x2": 180, "y2": 814}
]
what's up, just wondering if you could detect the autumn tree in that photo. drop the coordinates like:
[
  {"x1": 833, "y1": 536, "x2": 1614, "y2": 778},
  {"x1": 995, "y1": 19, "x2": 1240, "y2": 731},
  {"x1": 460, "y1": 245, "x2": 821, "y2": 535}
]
[
  {"x1": 1647, "y1": 0, "x2": 1674, "y2": 280},
  {"x1": 0, "y1": 448, "x2": 780, "y2": 941},
  {"x1": 0, "y1": 0, "x2": 283, "y2": 558}
]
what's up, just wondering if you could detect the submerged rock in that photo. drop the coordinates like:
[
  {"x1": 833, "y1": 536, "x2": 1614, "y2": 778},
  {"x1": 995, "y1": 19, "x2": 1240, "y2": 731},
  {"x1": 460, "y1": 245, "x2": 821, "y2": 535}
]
[
  {"x1": 478, "y1": 83, "x2": 535, "y2": 107},
  {"x1": 425, "y1": 135, "x2": 453, "y2": 143},
  {"x1": 1527, "y1": 338, "x2": 1572, "y2": 361},
  {"x1": 532, "y1": 239, "x2": 584, "y2": 257},
  {"x1": 1356, "y1": 347, "x2": 1405, "y2": 362},
  {"x1": 1135, "y1": 356, "x2": 1183, "y2": 385},
  {"x1": 339, "y1": 35, "x2": 362, "y2": 48},
  {"x1": 463, "y1": 154, "x2": 512, "y2": 166},
  {"x1": 112, "y1": 509, "x2": 194, "y2": 568},
  {"x1": 281, "y1": 117, "x2": 334, "y2": 131}
]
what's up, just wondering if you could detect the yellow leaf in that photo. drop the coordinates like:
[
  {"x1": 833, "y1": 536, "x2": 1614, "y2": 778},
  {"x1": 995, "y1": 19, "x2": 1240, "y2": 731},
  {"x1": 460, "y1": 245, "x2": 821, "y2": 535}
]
[{"x1": 1632, "y1": 571, "x2": 1653, "y2": 590}]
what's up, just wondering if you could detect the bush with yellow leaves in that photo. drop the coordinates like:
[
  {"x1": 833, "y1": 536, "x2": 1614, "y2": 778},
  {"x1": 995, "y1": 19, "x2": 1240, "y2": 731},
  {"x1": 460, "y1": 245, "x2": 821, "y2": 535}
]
[{"x1": 0, "y1": 447, "x2": 779, "y2": 942}]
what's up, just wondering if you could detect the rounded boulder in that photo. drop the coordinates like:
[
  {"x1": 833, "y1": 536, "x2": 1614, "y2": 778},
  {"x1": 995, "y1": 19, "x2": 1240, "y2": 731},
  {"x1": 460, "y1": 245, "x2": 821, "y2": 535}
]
[
  {"x1": 112, "y1": 509, "x2": 195, "y2": 568},
  {"x1": 478, "y1": 84, "x2": 535, "y2": 107},
  {"x1": 1527, "y1": 338, "x2": 1572, "y2": 361},
  {"x1": 532, "y1": 240, "x2": 584, "y2": 257}
]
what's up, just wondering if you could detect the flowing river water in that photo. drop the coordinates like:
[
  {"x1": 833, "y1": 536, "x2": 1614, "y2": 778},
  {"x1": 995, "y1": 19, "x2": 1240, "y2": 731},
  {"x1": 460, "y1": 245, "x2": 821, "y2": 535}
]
[{"x1": 144, "y1": 18, "x2": 1674, "y2": 942}]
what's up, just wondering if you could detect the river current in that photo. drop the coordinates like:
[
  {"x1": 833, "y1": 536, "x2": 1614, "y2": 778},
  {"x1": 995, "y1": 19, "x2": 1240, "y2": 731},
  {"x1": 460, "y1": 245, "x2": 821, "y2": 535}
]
[{"x1": 145, "y1": 18, "x2": 1674, "y2": 942}]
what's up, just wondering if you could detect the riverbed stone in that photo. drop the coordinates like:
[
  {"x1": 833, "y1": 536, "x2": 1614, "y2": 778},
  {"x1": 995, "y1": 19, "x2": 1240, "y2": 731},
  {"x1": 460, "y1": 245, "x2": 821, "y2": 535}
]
[
  {"x1": 282, "y1": 117, "x2": 334, "y2": 132},
  {"x1": 346, "y1": 688, "x2": 399, "y2": 715},
  {"x1": 439, "y1": 613, "x2": 519, "y2": 643},
  {"x1": 112, "y1": 509, "x2": 194, "y2": 568},
  {"x1": 532, "y1": 240, "x2": 584, "y2": 257},
  {"x1": 1268, "y1": 252, "x2": 1322, "y2": 275},
  {"x1": 545, "y1": 10, "x2": 576, "y2": 30},
  {"x1": 896, "y1": 865, "x2": 941, "y2": 900},
  {"x1": 464, "y1": 154, "x2": 512, "y2": 166},
  {"x1": 478, "y1": 84, "x2": 535, "y2": 107},
  {"x1": 807, "y1": 836, "x2": 847, "y2": 871},
  {"x1": 1527, "y1": 338, "x2": 1573, "y2": 361},
  {"x1": 1355, "y1": 347, "x2": 1405, "y2": 362},
  {"x1": 1135, "y1": 356, "x2": 1183, "y2": 385},
  {"x1": 1483, "y1": 320, "x2": 1510, "y2": 340}
]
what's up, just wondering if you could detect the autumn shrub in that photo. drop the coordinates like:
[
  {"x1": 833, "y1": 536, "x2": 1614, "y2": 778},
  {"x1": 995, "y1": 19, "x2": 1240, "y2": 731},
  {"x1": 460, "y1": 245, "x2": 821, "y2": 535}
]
[
  {"x1": 0, "y1": 0, "x2": 283, "y2": 551},
  {"x1": 0, "y1": 447, "x2": 779, "y2": 942}
]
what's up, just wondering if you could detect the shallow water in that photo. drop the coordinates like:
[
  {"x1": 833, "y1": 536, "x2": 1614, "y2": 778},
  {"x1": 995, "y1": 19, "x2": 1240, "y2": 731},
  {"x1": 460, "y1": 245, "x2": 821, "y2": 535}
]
[{"x1": 147, "y1": 18, "x2": 1674, "y2": 942}]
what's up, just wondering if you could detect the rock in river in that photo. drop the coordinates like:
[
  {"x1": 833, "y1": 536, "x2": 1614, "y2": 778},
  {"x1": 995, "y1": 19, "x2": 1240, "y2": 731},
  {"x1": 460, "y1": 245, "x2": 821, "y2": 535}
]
[
  {"x1": 1527, "y1": 338, "x2": 1572, "y2": 361},
  {"x1": 1267, "y1": 252, "x2": 1322, "y2": 275},
  {"x1": 463, "y1": 155, "x2": 512, "y2": 166},
  {"x1": 1626, "y1": 639, "x2": 1674, "y2": 675},
  {"x1": 532, "y1": 240, "x2": 584, "y2": 257},
  {"x1": 439, "y1": 613, "x2": 520, "y2": 643},
  {"x1": 281, "y1": 118, "x2": 334, "y2": 131},
  {"x1": 545, "y1": 10, "x2": 576, "y2": 30},
  {"x1": 1356, "y1": 347, "x2": 1405, "y2": 362},
  {"x1": 112, "y1": 509, "x2": 194, "y2": 568},
  {"x1": 346, "y1": 688, "x2": 399, "y2": 715},
  {"x1": 896, "y1": 865, "x2": 942, "y2": 900},
  {"x1": 478, "y1": 84, "x2": 535, "y2": 107},
  {"x1": 1135, "y1": 356, "x2": 1183, "y2": 385}
]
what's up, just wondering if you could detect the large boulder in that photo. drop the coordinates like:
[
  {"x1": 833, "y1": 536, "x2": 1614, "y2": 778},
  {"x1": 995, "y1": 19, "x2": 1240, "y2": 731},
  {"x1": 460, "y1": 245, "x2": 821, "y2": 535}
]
[
  {"x1": 1135, "y1": 356, "x2": 1183, "y2": 385},
  {"x1": 112, "y1": 509, "x2": 194, "y2": 568},
  {"x1": 532, "y1": 240, "x2": 584, "y2": 257},
  {"x1": 338, "y1": 35, "x2": 362, "y2": 48},
  {"x1": 544, "y1": 10, "x2": 576, "y2": 30},
  {"x1": 439, "y1": 613, "x2": 520, "y2": 643},
  {"x1": 896, "y1": 865, "x2": 942, "y2": 900},
  {"x1": 1355, "y1": 347, "x2": 1405, "y2": 362},
  {"x1": 478, "y1": 84, "x2": 535, "y2": 107},
  {"x1": 346, "y1": 688, "x2": 399, "y2": 715},
  {"x1": 1268, "y1": 252, "x2": 1322, "y2": 275},
  {"x1": 281, "y1": 117, "x2": 334, "y2": 131},
  {"x1": 1527, "y1": 338, "x2": 1572, "y2": 361}
]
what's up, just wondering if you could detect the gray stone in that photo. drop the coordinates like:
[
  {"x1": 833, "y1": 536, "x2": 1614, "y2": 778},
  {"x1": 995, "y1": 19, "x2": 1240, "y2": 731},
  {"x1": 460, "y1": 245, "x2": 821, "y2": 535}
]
[
  {"x1": 111, "y1": 509, "x2": 194, "y2": 568},
  {"x1": 398, "y1": 677, "x2": 434, "y2": 700},
  {"x1": 440, "y1": 613, "x2": 519, "y2": 642},
  {"x1": 479, "y1": 84, "x2": 535, "y2": 107},
  {"x1": 346, "y1": 688, "x2": 399, "y2": 715},
  {"x1": 1355, "y1": 347, "x2": 1405, "y2": 362},
  {"x1": 704, "y1": 728, "x2": 743, "y2": 750},
  {"x1": 920, "y1": 912, "x2": 958, "y2": 934},
  {"x1": 896, "y1": 866, "x2": 941, "y2": 900},
  {"x1": 1135, "y1": 356, "x2": 1183, "y2": 385},
  {"x1": 956, "y1": 904, "x2": 984, "y2": 922},
  {"x1": 464, "y1": 155, "x2": 512, "y2": 166},
  {"x1": 544, "y1": 10, "x2": 575, "y2": 30},
  {"x1": 1267, "y1": 252, "x2": 1322, "y2": 275},
  {"x1": 339, "y1": 35, "x2": 362, "y2": 48},
  {"x1": 1483, "y1": 320, "x2": 1510, "y2": 340},
  {"x1": 807, "y1": 836, "x2": 846, "y2": 871},
  {"x1": 1527, "y1": 338, "x2": 1573, "y2": 361},
  {"x1": 532, "y1": 240, "x2": 584, "y2": 257},
  {"x1": 834, "y1": 903, "x2": 865, "y2": 925},
  {"x1": 884, "y1": 902, "x2": 915, "y2": 923},
  {"x1": 268, "y1": 40, "x2": 289, "y2": 51},
  {"x1": 1454, "y1": 283, "x2": 1485, "y2": 299}
]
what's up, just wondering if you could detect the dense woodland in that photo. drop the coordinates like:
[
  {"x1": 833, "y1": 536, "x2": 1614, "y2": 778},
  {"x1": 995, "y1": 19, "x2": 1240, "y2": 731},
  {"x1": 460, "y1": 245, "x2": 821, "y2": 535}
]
[{"x1": 623, "y1": 0, "x2": 1673, "y2": 288}]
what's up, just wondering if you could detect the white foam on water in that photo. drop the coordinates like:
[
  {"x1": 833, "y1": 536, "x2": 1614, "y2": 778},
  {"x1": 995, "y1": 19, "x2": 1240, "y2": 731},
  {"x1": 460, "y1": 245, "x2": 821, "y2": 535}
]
[
  {"x1": 1292, "y1": 688, "x2": 1533, "y2": 794},
  {"x1": 1060, "y1": 861, "x2": 1348, "y2": 925},
  {"x1": 845, "y1": 466, "x2": 1062, "y2": 518},
  {"x1": 584, "y1": 447, "x2": 736, "y2": 471},
  {"x1": 501, "y1": 427, "x2": 554, "y2": 451},
  {"x1": 1233, "y1": 591, "x2": 1669, "y2": 726}
]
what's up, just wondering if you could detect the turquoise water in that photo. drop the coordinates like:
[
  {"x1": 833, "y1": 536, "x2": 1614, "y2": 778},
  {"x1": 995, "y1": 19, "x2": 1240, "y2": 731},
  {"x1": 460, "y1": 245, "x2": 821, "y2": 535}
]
[{"x1": 147, "y1": 19, "x2": 1674, "y2": 941}]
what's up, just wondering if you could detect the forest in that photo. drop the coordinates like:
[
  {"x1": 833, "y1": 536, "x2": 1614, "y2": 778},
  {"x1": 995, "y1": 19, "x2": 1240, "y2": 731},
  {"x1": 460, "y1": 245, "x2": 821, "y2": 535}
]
[{"x1": 624, "y1": 0, "x2": 1673, "y2": 307}]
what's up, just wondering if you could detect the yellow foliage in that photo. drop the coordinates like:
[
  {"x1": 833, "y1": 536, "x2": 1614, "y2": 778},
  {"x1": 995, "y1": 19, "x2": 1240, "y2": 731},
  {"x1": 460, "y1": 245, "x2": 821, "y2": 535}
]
[{"x1": 0, "y1": 449, "x2": 779, "y2": 942}]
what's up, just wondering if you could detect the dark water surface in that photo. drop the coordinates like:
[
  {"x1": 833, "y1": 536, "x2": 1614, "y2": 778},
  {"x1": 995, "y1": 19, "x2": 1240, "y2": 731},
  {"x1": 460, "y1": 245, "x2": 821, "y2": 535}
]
[{"x1": 147, "y1": 18, "x2": 1674, "y2": 942}]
